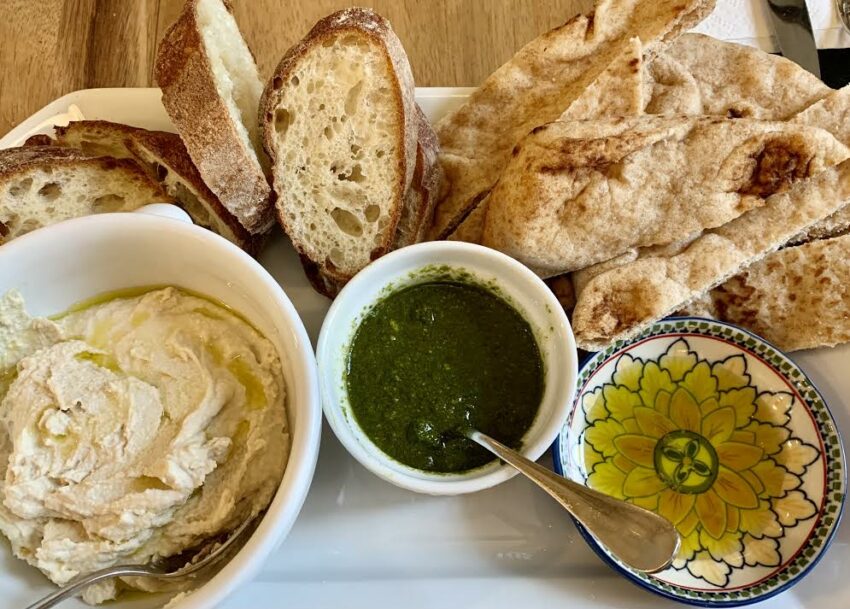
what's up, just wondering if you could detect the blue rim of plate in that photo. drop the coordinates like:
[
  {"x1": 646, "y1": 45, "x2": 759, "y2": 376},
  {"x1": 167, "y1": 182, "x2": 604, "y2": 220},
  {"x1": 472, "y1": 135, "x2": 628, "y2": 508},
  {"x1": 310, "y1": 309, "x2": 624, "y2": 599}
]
[{"x1": 551, "y1": 316, "x2": 847, "y2": 607}]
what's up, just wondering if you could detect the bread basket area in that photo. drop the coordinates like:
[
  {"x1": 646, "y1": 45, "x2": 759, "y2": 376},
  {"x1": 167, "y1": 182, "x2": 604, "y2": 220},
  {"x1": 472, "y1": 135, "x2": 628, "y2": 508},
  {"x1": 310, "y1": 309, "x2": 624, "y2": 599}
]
[{"x1": 1, "y1": 1, "x2": 849, "y2": 608}]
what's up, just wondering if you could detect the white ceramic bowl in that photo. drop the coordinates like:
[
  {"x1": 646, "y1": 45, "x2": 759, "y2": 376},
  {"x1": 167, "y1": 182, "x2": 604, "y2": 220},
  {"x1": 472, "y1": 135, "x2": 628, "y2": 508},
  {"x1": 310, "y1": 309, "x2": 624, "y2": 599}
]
[
  {"x1": 317, "y1": 241, "x2": 578, "y2": 495},
  {"x1": 0, "y1": 206, "x2": 322, "y2": 609}
]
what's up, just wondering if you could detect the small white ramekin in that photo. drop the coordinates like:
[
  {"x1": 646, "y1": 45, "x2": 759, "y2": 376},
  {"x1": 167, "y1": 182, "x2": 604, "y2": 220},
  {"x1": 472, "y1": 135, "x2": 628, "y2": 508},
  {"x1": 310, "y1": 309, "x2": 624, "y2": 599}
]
[{"x1": 317, "y1": 241, "x2": 578, "y2": 495}]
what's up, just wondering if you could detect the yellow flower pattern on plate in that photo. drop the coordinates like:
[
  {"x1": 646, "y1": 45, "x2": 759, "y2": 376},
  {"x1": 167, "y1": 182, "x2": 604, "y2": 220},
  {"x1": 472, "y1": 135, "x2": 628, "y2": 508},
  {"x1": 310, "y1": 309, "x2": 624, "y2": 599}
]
[{"x1": 581, "y1": 339, "x2": 819, "y2": 587}]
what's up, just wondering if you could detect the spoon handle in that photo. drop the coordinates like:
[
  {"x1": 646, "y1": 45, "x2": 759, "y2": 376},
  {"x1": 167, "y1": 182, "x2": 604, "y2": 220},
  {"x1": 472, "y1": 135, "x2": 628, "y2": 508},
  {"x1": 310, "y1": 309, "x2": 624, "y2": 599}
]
[
  {"x1": 25, "y1": 566, "x2": 154, "y2": 609},
  {"x1": 469, "y1": 430, "x2": 680, "y2": 573}
]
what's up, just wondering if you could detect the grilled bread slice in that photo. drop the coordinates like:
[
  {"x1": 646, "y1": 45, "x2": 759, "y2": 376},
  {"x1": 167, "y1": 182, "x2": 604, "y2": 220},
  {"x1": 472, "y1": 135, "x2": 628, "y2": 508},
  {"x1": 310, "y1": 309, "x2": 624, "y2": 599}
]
[
  {"x1": 0, "y1": 146, "x2": 171, "y2": 244},
  {"x1": 156, "y1": 0, "x2": 272, "y2": 234},
  {"x1": 260, "y1": 8, "x2": 417, "y2": 291},
  {"x1": 34, "y1": 120, "x2": 261, "y2": 254}
]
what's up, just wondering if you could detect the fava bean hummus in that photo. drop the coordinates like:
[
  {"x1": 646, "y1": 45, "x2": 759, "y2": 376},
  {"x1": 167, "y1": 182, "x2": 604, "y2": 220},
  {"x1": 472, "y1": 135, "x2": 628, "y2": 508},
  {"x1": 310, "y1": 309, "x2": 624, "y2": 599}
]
[{"x1": 0, "y1": 287, "x2": 289, "y2": 604}]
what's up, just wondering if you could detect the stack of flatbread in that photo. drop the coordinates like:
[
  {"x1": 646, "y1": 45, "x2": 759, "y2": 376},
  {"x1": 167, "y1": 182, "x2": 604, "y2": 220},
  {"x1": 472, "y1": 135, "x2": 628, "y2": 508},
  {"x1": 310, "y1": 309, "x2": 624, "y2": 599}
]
[{"x1": 427, "y1": 0, "x2": 850, "y2": 353}]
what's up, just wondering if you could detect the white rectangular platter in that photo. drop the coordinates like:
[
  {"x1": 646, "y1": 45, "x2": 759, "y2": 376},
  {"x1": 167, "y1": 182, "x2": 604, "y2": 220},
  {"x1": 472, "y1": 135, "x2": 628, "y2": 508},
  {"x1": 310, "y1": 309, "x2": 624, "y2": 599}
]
[{"x1": 1, "y1": 88, "x2": 849, "y2": 609}]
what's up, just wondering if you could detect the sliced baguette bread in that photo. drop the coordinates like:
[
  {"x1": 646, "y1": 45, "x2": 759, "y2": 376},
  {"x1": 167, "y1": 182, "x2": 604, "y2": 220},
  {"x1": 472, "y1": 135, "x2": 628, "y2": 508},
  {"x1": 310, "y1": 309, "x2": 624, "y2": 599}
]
[
  {"x1": 571, "y1": 159, "x2": 850, "y2": 350},
  {"x1": 155, "y1": 0, "x2": 272, "y2": 235},
  {"x1": 0, "y1": 146, "x2": 172, "y2": 244},
  {"x1": 680, "y1": 234, "x2": 850, "y2": 352},
  {"x1": 260, "y1": 8, "x2": 417, "y2": 290},
  {"x1": 299, "y1": 108, "x2": 441, "y2": 298},
  {"x1": 33, "y1": 120, "x2": 261, "y2": 254}
]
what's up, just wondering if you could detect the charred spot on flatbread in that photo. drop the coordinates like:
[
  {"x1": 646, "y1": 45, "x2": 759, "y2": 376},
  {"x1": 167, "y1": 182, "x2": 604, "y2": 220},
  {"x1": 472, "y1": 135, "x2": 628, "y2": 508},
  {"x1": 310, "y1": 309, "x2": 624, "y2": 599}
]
[{"x1": 739, "y1": 136, "x2": 816, "y2": 198}]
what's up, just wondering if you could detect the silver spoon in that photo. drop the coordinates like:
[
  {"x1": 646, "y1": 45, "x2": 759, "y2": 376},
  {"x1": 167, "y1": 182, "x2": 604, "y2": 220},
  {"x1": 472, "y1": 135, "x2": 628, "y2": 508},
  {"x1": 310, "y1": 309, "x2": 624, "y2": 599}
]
[
  {"x1": 468, "y1": 429, "x2": 680, "y2": 573},
  {"x1": 25, "y1": 513, "x2": 261, "y2": 609}
]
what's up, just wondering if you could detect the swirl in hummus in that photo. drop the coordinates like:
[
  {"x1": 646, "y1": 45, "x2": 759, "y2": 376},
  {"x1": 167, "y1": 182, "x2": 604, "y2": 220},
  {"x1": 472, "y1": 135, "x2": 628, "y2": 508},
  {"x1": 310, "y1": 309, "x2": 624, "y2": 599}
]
[{"x1": 0, "y1": 287, "x2": 289, "y2": 604}]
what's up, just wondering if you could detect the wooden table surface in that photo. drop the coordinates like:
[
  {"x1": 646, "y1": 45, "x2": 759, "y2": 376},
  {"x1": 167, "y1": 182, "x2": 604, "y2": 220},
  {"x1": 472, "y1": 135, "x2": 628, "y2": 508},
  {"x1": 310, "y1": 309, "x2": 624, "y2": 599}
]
[{"x1": 0, "y1": 0, "x2": 592, "y2": 136}]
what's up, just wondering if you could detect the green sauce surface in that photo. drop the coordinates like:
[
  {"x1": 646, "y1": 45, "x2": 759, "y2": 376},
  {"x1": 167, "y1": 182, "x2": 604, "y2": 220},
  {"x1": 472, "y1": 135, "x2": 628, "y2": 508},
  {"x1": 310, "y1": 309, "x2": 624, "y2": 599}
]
[{"x1": 346, "y1": 281, "x2": 544, "y2": 473}]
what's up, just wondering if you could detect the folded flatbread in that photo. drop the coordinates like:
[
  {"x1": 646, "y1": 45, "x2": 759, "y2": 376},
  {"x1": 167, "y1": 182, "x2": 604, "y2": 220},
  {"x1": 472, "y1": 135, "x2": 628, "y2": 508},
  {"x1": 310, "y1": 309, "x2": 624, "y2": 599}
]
[
  {"x1": 681, "y1": 233, "x2": 850, "y2": 352},
  {"x1": 481, "y1": 117, "x2": 849, "y2": 275},
  {"x1": 571, "y1": 159, "x2": 850, "y2": 350},
  {"x1": 645, "y1": 33, "x2": 831, "y2": 119},
  {"x1": 450, "y1": 36, "x2": 646, "y2": 243},
  {"x1": 571, "y1": 85, "x2": 850, "y2": 296},
  {"x1": 429, "y1": 0, "x2": 716, "y2": 240}
]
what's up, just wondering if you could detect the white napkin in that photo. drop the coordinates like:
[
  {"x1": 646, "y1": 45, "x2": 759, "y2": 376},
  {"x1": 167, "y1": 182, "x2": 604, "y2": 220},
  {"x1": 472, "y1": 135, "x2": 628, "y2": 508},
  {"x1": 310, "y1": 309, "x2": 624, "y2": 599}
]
[{"x1": 693, "y1": 0, "x2": 849, "y2": 50}]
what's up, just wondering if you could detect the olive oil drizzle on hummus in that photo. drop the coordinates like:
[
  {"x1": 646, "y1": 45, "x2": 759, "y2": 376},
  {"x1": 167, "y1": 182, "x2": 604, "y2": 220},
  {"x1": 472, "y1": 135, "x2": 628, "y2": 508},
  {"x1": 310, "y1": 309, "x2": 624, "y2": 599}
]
[{"x1": 0, "y1": 287, "x2": 289, "y2": 604}]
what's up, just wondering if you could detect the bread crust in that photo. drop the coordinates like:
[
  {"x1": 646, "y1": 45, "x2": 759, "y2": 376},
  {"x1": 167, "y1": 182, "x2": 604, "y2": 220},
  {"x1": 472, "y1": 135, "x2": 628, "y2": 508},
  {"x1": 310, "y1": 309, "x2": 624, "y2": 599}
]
[
  {"x1": 260, "y1": 7, "x2": 418, "y2": 290},
  {"x1": 392, "y1": 105, "x2": 444, "y2": 249},
  {"x1": 155, "y1": 0, "x2": 272, "y2": 235},
  {"x1": 30, "y1": 121, "x2": 263, "y2": 255},
  {"x1": 48, "y1": 120, "x2": 265, "y2": 255}
]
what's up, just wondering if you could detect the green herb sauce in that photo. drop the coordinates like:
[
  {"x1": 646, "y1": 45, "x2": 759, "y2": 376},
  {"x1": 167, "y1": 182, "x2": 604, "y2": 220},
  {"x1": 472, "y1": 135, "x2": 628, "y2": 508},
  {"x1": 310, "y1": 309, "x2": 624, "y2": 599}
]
[{"x1": 346, "y1": 281, "x2": 544, "y2": 473}]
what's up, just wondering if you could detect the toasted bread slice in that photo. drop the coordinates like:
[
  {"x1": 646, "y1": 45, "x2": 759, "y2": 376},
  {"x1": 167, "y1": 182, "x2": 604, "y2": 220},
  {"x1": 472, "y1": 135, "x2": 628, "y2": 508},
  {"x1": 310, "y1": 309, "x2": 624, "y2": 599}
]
[
  {"x1": 156, "y1": 0, "x2": 272, "y2": 234},
  {"x1": 260, "y1": 8, "x2": 417, "y2": 288},
  {"x1": 681, "y1": 234, "x2": 850, "y2": 352},
  {"x1": 0, "y1": 146, "x2": 171, "y2": 244},
  {"x1": 34, "y1": 120, "x2": 261, "y2": 254},
  {"x1": 571, "y1": 159, "x2": 850, "y2": 350}
]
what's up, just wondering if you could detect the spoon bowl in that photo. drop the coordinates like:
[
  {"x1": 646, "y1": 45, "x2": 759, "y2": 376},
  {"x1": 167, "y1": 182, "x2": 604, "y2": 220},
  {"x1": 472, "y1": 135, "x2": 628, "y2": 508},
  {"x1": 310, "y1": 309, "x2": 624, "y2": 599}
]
[{"x1": 467, "y1": 429, "x2": 680, "y2": 573}]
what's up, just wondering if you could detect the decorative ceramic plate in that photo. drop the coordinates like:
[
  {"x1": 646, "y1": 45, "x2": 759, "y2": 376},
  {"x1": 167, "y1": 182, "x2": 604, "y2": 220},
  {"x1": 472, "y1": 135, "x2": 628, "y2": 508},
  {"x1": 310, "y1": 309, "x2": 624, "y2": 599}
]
[{"x1": 553, "y1": 318, "x2": 846, "y2": 607}]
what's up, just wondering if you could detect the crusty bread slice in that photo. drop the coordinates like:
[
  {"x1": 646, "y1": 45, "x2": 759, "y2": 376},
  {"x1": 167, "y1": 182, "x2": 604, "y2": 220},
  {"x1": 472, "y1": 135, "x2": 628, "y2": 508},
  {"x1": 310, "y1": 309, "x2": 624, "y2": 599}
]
[
  {"x1": 155, "y1": 0, "x2": 272, "y2": 235},
  {"x1": 680, "y1": 234, "x2": 850, "y2": 352},
  {"x1": 427, "y1": 0, "x2": 716, "y2": 240},
  {"x1": 481, "y1": 116, "x2": 849, "y2": 276},
  {"x1": 260, "y1": 8, "x2": 417, "y2": 286},
  {"x1": 571, "y1": 159, "x2": 850, "y2": 351},
  {"x1": 0, "y1": 146, "x2": 171, "y2": 244},
  {"x1": 392, "y1": 106, "x2": 443, "y2": 250},
  {"x1": 299, "y1": 108, "x2": 441, "y2": 299},
  {"x1": 34, "y1": 120, "x2": 261, "y2": 255}
]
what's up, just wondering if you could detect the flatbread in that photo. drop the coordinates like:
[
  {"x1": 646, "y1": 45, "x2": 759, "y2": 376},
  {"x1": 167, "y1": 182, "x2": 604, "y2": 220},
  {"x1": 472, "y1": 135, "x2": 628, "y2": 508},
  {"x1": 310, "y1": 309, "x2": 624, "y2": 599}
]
[
  {"x1": 791, "y1": 84, "x2": 850, "y2": 146},
  {"x1": 571, "y1": 159, "x2": 850, "y2": 350},
  {"x1": 681, "y1": 234, "x2": 850, "y2": 352},
  {"x1": 645, "y1": 33, "x2": 831, "y2": 119},
  {"x1": 428, "y1": 0, "x2": 716, "y2": 240},
  {"x1": 481, "y1": 117, "x2": 849, "y2": 275},
  {"x1": 450, "y1": 36, "x2": 646, "y2": 244}
]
